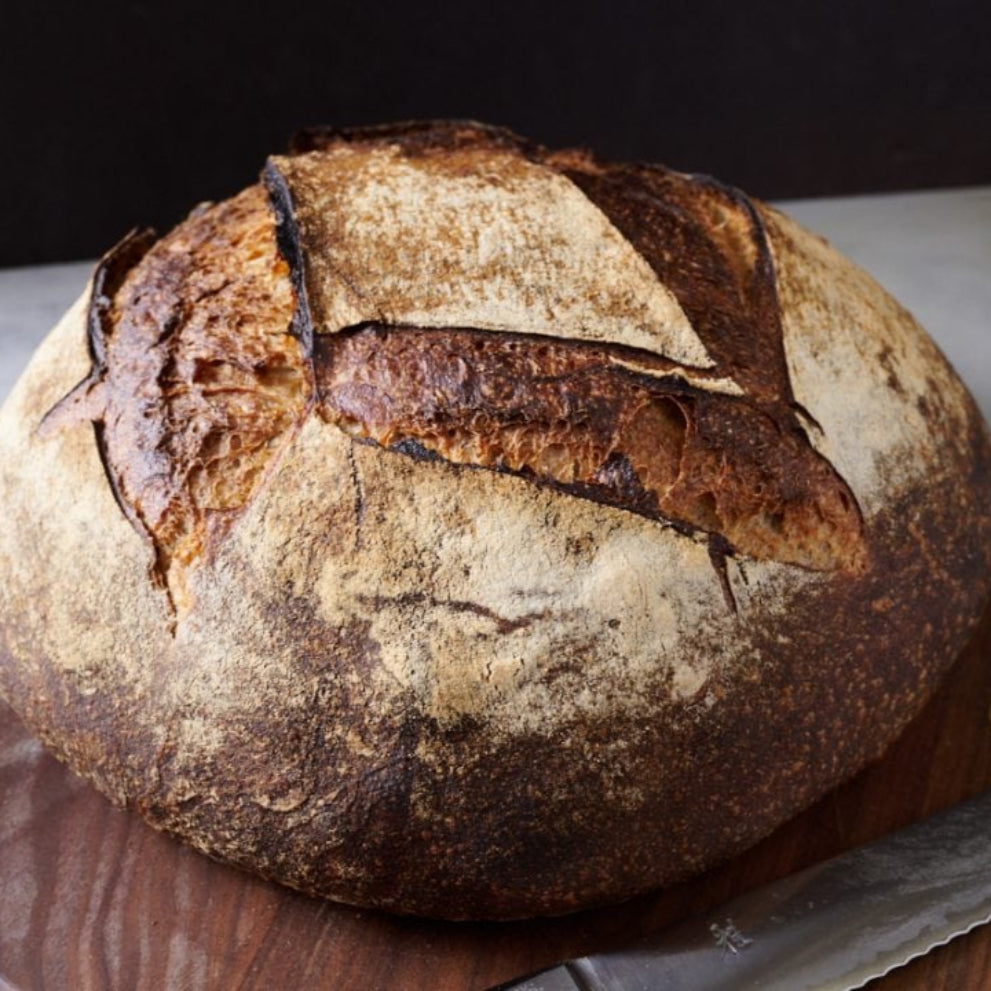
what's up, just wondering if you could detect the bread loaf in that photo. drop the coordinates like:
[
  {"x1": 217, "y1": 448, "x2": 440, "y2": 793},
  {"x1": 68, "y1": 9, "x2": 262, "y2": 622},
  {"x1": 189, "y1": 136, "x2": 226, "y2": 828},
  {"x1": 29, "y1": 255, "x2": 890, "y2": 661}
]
[{"x1": 1, "y1": 120, "x2": 989, "y2": 919}]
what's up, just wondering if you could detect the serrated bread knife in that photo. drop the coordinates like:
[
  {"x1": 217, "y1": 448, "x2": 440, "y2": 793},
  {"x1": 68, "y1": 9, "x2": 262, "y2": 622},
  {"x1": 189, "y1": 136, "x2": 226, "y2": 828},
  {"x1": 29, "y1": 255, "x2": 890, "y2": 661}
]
[{"x1": 493, "y1": 789, "x2": 991, "y2": 990}]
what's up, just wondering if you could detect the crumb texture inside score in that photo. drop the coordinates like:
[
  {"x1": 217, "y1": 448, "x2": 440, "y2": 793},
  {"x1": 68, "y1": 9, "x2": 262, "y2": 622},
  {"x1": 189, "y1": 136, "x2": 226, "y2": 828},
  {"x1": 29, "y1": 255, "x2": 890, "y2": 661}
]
[
  {"x1": 44, "y1": 187, "x2": 309, "y2": 610},
  {"x1": 319, "y1": 325, "x2": 865, "y2": 571},
  {"x1": 42, "y1": 162, "x2": 868, "y2": 609}
]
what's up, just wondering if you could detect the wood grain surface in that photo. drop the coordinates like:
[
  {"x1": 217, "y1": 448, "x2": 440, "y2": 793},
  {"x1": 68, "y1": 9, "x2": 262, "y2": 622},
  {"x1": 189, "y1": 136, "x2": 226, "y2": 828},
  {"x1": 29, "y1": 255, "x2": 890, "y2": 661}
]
[{"x1": 1, "y1": 602, "x2": 991, "y2": 991}]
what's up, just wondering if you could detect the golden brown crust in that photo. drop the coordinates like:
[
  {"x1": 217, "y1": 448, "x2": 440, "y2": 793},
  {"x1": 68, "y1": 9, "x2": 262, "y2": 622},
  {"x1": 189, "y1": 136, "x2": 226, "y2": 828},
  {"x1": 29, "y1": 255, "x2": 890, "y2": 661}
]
[
  {"x1": 0, "y1": 121, "x2": 989, "y2": 920},
  {"x1": 317, "y1": 325, "x2": 865, "y2": 570},
  {"x1": 50, "y1": 147, "x2": 865, "y2": 588},
  {"x1": 44, "y1": 187, "x2": 306, "y2": 611}
]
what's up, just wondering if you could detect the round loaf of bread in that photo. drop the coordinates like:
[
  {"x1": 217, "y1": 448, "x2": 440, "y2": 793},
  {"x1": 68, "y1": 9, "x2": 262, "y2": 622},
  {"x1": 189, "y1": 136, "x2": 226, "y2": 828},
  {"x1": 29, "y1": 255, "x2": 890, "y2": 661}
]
[{"x1": 1, "y1": 121, "x2": 989, "y2": 919}]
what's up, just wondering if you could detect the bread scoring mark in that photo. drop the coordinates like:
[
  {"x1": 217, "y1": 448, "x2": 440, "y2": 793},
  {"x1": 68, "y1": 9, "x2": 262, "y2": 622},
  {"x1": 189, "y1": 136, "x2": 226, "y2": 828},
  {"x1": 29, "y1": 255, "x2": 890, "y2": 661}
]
[
  {"x1": 264, "y1": 147, "x2": 716, "y2": 369},
  {"x1": 762, "y1": 204, "x2": 975, "y2": 520},
  {"x1": 39, "y1": 228, "x2": 159, "y2": 542},
  {"x1": 550, "y1": 156, "x2": 798, "y2": 420},
  {"x1": 41, "y1": 188, "x2": 309, "y2": 621},
  {"x1": 272, "y1": 121, "x2": 867, "y2": 573},
  {"x1": 262, "y1": 161, "x2": 315, "y2": 355},
  {"x1": 40, "y1": 123, "x2": 871, "y2": 621},
  {"x1": 315, "y1": 324, "x2": 867, "y2": 572},
  {"x1": 289, "y1": 122, "x2": 795, "y2": 413}
]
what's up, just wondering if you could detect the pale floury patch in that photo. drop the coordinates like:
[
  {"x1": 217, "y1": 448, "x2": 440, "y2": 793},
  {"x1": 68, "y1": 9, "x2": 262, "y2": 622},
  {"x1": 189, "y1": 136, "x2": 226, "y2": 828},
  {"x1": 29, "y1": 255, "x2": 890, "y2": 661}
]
[
  {"x1": 292, "y1": 426, "x2": 733, "y2": 735},
  {"x1": 272, "y1": 146, "x2": 716, "y2": 370},
  {"x1": 767, "y1": 206, "x2": 972, "y2": 518}
]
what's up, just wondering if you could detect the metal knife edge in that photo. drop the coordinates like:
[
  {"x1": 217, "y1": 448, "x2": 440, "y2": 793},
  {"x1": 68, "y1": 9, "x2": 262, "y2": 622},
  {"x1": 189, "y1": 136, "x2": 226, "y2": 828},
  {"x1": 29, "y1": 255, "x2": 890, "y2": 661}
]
[{"x1": 490, "y1": 787, "x2": 991, "y2": 991}]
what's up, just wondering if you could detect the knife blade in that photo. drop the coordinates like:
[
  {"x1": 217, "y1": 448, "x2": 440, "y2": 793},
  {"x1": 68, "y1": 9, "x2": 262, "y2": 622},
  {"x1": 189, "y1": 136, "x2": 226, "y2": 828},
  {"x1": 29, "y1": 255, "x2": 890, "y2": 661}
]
[{"x1": 493, "y1": 788, "x2": 991, "y2": 990}]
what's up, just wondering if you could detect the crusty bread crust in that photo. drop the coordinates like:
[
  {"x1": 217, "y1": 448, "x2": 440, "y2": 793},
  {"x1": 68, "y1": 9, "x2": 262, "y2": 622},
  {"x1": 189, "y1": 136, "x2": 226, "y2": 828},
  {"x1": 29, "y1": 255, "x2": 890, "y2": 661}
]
[
  {"x1": 41, "y1": 187, "x2": 306, "y2": 614},
  {"x1": 1, "y1": 121, "x2": 989, "y2": 918}
]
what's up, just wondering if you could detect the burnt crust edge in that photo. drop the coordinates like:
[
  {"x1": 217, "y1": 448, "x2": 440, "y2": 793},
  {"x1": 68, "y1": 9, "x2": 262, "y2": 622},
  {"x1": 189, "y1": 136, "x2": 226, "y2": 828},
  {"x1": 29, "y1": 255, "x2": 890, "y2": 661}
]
[
  {"x1": 40, "y1": 229, "x2": 159, "y2": 542},
  {"x1": 86, "y1": 227, "x2": 159, "y2": 369},
  {"x1": 262, "y1": 161, "x2": 315, "y2": 358}
]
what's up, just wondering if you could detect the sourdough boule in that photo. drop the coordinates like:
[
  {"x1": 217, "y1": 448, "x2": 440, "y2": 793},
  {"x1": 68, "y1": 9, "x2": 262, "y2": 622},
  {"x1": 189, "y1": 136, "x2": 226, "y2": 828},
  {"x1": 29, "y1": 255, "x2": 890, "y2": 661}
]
[{"x1": 1, "y1": 120, "x2": 989, "y2": 919}]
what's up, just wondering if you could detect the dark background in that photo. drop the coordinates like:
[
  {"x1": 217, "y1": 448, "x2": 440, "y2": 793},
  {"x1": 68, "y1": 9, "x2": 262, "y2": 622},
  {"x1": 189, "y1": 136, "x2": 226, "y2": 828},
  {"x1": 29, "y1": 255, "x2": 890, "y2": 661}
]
[{"x1": 3, "y1": 0, "x2": 989, "y2": 267}]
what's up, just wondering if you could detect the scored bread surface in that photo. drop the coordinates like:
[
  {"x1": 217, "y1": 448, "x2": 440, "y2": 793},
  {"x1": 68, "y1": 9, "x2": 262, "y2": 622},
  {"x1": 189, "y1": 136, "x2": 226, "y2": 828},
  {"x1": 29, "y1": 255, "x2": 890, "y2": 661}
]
[{"x1": 0, "y1": 120, "x2": 988, "y2": 918}]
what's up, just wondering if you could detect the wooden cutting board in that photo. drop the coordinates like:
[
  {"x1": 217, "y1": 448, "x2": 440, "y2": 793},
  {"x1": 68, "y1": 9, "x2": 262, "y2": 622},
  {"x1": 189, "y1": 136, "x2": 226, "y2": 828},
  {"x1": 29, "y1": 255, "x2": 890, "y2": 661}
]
[{"x1": 2, "y1": 603, "x2": 991, "y2": 991}]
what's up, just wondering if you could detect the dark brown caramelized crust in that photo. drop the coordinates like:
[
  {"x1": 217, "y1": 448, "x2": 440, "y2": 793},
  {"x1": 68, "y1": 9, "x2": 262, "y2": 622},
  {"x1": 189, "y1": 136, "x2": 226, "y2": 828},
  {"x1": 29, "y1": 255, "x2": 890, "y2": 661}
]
[
  {"x1": 317, "y1": 326, "x2": 865, "y2": 570},
  {"x1": 46, "y1": 132, "x2": 869, "y2": 597},
  {"x1": 47, "y1": 187, "x2": 308, "y2": 609}
]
